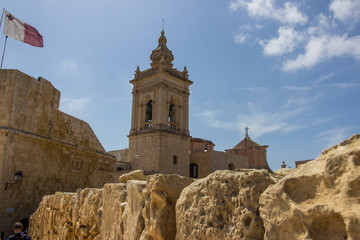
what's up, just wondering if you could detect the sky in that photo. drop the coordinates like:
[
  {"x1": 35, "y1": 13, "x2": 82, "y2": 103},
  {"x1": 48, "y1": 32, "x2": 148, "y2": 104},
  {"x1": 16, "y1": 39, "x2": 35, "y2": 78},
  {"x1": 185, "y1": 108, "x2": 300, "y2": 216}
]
[{"x1": 1, "y1": 0, "x2": 360, "y2": 171}]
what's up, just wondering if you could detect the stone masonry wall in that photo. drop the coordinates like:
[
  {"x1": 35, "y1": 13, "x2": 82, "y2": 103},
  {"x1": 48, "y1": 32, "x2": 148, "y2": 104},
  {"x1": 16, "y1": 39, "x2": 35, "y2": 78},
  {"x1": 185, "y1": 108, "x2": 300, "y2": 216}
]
[{"x1": 0, "y1": 69, "x2": 116, "y2": 236}]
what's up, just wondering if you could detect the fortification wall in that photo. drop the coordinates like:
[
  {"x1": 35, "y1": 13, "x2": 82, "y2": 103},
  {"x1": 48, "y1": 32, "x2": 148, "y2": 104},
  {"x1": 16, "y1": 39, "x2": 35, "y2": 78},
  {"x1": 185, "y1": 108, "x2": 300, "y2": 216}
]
[{"x1": 0, "y1": 69, "x2": 116, "y2": 236}]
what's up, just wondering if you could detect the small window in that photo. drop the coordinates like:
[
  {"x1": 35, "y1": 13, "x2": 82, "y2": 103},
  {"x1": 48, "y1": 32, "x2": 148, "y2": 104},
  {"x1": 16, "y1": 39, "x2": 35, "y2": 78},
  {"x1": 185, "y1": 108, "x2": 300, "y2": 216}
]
[
  {"x1": 173, "y1": 155, "x2": 178, "y2": 164},
  {"x1": 190, "y1": 163, "x2": 198, "y2": 178},
  {"x1": 116, "y1": 167, "x2": 122, "y2": 171}
]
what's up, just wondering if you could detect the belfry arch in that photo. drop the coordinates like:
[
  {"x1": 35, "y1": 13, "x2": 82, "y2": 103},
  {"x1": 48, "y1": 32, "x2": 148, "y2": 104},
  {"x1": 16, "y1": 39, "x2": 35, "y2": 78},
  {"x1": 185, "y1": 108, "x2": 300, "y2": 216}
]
[
  {"x1": 128, "y1": 30, "x2": 193, "y2": 176},
  {"x1": 168, "y1": 96, "x2": 180, "y2": 127}
]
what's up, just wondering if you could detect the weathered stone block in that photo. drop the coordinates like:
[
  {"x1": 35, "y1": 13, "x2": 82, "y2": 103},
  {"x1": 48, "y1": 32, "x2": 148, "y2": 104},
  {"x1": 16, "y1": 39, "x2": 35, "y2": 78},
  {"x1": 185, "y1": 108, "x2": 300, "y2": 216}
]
[
  {"x1": 176, "y1": 169, "x2": 274, "y2": 240},
  {"x1": 141, "y1": 174, "x2": 194, "y2": 240},
  {"x1": 119, "y1": 170, "x2": 147, "y2": 183},
  {"x1": 260, "y1": 134, "x2": 360, "y2": 240}
]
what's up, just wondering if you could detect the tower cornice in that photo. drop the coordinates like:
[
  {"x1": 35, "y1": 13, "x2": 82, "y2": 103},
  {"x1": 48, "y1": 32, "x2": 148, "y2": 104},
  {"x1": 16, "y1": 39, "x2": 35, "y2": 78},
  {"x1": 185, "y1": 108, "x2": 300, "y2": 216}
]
[{"x1": 130, "y1": 66, "x2": 193, "y2": 85}]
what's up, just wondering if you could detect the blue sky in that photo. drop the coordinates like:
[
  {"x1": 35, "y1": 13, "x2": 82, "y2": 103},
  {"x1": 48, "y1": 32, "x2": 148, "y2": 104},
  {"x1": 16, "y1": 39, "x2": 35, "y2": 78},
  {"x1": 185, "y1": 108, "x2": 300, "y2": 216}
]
[{"x1": 1, "y1": 0, "x2": 360, "y2": 170}]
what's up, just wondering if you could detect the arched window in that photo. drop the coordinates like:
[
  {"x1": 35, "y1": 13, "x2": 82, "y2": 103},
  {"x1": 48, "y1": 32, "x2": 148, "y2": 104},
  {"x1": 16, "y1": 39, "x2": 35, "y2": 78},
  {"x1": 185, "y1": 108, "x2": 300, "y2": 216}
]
[
  {"x1": 190, "y1": 163, "x2": 198, "y2": 178},
  {"x1": 169, "y1": 103, "x2": 175, "y2": 122},
  {"x1": 145, "y1": 100, "x2": 153, "y2": 122},
  {"x1": 228, "y1": 163, "x2": 235, "y2": 170}
]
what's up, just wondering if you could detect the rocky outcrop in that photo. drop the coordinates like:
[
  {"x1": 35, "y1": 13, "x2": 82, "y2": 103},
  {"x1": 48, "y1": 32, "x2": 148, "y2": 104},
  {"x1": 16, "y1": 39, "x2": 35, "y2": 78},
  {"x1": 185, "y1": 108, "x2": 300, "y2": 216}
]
[
  {"x1": 29, "y1": 173, "x2": 193, "y2": 240},
  {"x1": 176, "y1": 169, "x2": 275, "y2": 240},
  {"x1": 72, "y1": 188, "x2": 103, "y2": 239},
  {"x1": 119, "y1": 170, "x2": 147, "y2": 183},
  {"x1": 141, "y1": 174, "x2": 194, "y2": 240},
  {"x1": 29, "y1": 192, "x2": 76, "y2": 239},
  {"x1": 29, "y1": 134, "x2": 360, "y2": 240},
  {"x1": 29, "y1": 188, "x2": 103, "y2": 239},
  {"x1": 260, "y1": 134, "x2": 360, "y2": 240},
  {"x1": 100, "y1": 183, "x2": 127, "y2": 240},
  {"x1": 121, "y1": 180, "x2": 147, "y2": 240},
  {"x1": 274, "y1": 167, "x2": 296, "y2": 177}
]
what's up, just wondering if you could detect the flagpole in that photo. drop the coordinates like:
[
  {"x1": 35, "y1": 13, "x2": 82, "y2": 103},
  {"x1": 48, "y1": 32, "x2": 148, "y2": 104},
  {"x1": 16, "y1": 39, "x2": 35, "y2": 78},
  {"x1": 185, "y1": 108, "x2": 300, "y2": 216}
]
[
  {"x1": 1, "y1": 35, "x2": 8, "y2": 69},
  {"x1": 0, "y1": 8, "x2": 4, "y2": 31}
]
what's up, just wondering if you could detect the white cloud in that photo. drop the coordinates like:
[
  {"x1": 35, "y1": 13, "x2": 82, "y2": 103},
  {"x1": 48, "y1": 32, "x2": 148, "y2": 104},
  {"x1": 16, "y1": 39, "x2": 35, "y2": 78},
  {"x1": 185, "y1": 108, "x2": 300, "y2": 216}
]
[
  {"x1": 279, "y1": 2, "x2": 308, "y2": 25},
  {"x1": 243, "y1": 24, "x2": 263, "y2": 30},
  {"x1": 230, "y1": 0, "x2": 360, "y2": 72},
  {"x1": 260, "y1": 26, "x2": 303, "y2": 55},
  {"x1": 282, "y1": 35, "x2": 360, "y2": 72},
  {"x1": 283, "y1": 86, "x2": 311, "y2": 91},
  {"x1": 308, "y1": 14, "x2": 333, "y2": 36},
  {"x1": 237, "y1": 87, "x2": 268, "y2": 93},
  {"x1": 314, "y1": 72, "x2": 336, "y2": 84},
  {"x1": 197, "y1": 97, "x2": 313, "y2": 138},
  {"x1": 328, "y1": 83, "x2": 360, "y2": 88},
  {"x1": 317, "y1": 126, "x2": 352, "y2": 148},
  {"x1": 60, "y1": 98, "x2": 90, "y2": 115},
  {"x1": 330, "y1": 0, "x2": 360, "y2": 24},
  {"x1": 230, "y1": 0, "x2": 307, "y2": 25},
  {"x1": 197, "y1": 110, "x2": 235, "y2": 129},
  {"x1": 234, "y1": 33, "x2": 248, "y2": 44},
  {"x1": 234, "y1": 106, "x2": 304, "y2": 138}
]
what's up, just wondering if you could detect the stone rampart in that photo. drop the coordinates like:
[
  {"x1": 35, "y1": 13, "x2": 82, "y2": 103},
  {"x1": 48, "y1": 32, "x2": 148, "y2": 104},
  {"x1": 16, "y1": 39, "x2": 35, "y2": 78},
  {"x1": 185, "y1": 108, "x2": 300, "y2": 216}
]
[{"x1": 0, "y1": 70, "x2": 116, "y2": 236}]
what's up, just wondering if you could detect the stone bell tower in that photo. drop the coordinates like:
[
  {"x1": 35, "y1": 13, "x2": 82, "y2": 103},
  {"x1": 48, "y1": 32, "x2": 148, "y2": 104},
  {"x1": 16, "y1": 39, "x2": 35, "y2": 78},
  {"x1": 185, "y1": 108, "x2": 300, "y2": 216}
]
[{"x1": 128, "y1": 31, "x2": 193, "y2": 176}]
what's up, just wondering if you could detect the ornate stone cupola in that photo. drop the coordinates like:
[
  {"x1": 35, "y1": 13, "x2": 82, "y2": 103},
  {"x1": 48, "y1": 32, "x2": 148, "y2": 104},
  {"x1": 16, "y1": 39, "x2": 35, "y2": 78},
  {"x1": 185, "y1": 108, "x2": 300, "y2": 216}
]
[
  {"x1": 128, "y1": 31, "x2": 192, "y2": 176},
  {"x1": 150, "y1": 30, "x2": 174, "y2": 68}
]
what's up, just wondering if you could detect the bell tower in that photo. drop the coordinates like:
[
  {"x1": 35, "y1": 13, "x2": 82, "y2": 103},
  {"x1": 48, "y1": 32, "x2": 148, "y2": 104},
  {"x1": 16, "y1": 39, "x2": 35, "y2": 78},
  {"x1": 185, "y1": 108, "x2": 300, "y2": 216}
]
[{"x1": 128, "y1": 31, "x2": 192, "y2": 176}]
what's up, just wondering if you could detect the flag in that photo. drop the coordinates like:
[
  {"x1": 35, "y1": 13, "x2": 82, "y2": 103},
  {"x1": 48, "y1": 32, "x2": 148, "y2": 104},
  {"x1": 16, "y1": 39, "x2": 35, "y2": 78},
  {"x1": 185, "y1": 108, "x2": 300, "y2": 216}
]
[{"x1": 3, "y1": 10, "x2": 43, "y2": 47}]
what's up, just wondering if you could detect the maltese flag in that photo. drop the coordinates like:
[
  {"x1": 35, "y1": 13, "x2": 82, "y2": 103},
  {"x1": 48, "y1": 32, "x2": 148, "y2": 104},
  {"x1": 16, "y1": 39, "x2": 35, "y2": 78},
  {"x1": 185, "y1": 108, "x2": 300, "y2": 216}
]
[{"x1": 3, "y1": 10, "x2": 43, "y2": 47}]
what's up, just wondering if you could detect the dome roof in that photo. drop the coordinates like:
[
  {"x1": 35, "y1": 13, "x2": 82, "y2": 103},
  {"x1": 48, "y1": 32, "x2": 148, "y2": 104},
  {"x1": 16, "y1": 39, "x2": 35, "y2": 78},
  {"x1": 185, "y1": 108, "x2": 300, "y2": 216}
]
[{"x1": 150, "y1": 31, "x2": 174, "y2": 68}]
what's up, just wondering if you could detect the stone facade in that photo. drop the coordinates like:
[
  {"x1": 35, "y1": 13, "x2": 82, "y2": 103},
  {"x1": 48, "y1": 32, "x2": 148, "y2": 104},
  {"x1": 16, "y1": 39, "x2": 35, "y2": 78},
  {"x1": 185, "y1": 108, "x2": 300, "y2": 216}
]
[
  {"x1": 226, "y1": 132, "x2": 270, "y2": 171},
  {"x1": 127, "y1": 31, "x2": 192, "y2": 176},
  {"x1": 0, "y1": 69, "x2": 117, "y2": 237},
  {"x1": 189, "y1": 138, "x2": 248, "y2": 178}
]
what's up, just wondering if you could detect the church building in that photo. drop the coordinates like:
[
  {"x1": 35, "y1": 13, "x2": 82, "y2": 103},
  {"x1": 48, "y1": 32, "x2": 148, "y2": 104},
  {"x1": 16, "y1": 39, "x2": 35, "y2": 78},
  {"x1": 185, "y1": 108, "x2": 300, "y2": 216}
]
[
  {"x1": 113, "y1": 31, "x2": 272, "y2": 177},
  {"x1": 127, "y1": 30, "x2": 192, "y2": 176}
]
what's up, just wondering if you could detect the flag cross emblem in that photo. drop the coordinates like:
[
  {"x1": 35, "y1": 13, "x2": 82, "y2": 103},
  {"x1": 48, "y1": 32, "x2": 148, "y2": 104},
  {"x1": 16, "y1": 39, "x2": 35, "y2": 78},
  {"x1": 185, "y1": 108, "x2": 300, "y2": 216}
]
[{"x1": 6, "y1": 14, "x2": 14, "y2": 21}]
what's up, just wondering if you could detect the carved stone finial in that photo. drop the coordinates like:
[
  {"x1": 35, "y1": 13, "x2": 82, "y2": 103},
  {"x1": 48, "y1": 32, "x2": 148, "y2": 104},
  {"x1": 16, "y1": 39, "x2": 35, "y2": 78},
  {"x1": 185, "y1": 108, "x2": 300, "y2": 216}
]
[
  {"x1": 135, "y1": 66, "x2": 141, "y2": 78},
  {"x1": 281, "y1": 161, "x2": 287, "y2": 168},
  {"x1": 150, "y1": 31, "x2": 174, "y2": 68},
  {"x1": 183, "y1": 66, "x2": 188, "y2": 73}
]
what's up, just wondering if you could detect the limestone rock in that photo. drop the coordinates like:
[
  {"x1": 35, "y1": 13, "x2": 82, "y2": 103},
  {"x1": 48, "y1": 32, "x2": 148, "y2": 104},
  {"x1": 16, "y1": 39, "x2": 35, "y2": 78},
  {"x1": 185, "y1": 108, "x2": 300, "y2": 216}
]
[
  {"x1": 29, "y1": 188, "x2": 103, "y2": 240},
  {"x1": 176, "y1": 169, "x2": 275, "y2": 240},
  {"x1": 121, "y1": 180, "x2": 147, "y2": 240},
  {"x1": 72, "y1": 188, "x2": 103, "y2": 239},
  {"x1": 274, "y1": 168, "x2": 296, "y2": 177},
  {"x1": 260, "y1": 134, "x2": 360, "y2": 240},
  {"x1": 100, "y1": 183, "x2": 127, "y2": 240},
  {"x1": 29, "y1": 192, "x2": 76, "y2": 239},
  {"x1": 119, "y1": 170, "x2": 147, "y2": 183},
  {"x1": 141, "y1": 174, "x2": 194, "y2": 240}
]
